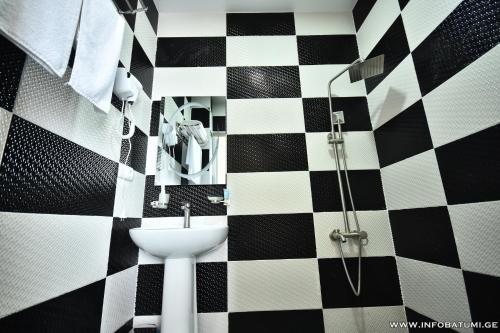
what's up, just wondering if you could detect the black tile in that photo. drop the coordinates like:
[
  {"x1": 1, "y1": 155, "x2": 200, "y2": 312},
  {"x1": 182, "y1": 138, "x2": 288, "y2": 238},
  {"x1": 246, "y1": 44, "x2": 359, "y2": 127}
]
[
  {"x1": 213, "y1": 116, "x2": 226, "y2": 132},
  {"x1": 197, "y1": 262, "x2": 227, "y2": 313},
  {"x1": 143, "y1": 176, "x2": 227, "y2": 217},
  {"x1": 0, "y1": 279, "x2": 105, "y2": 332},
  {"x1": 405, "y1": 307, "x2": 455, "y2": 332},
  {"x1": 227, "y1": 66, "x2": 301, "y2": 99},
  {"x1": 228, "y1": 214, "x2": 316, "y2": 261},
  {"x1": 227, "y1": 13, "x2": 295, "y2": 36},
  {"x1": 302, "y1": 97, "x2": 372, "y2": 132},
  {"x1": 353, "y1": 0, "x2": 377, "y2": 32},
  {"x1": 134, "y1": 329, "x2": 156, "y2": 333},
  {"x1": 121, "y1": 122, "x2": 148, "y2": 174},
  {"x1": 150, "y1": 101, "x2": 161, "y2": 136},
  {"x1": 143, "y1": 0, "x2": 159, "y2": 34},
  {"x1": 0, "y1": 116, "x2": 118, "y2": 215},
  {"x1": 399, "y1": 0, "x2": 410, "y2": 10},
  {"x1": 0, "y1": 34, "x2": 26, "y2": 112},
  {"x1": 135, "y1": 264, "x2": 164, "y2": 315},
  {"x1": 229, "y1": 310, "x2": 325, "y2": 333},
  {"x1": 172, "y1": 96, "x2": 185, "y2": 108},
  {"x1": 116, "y1": 319, "x2": 134, "y2": 333},
  {"x1": 374, "y1": 100, "x2": 433, "y2": 167},
  {"x1": 435, "y1": 124, "x2": 500, "y2": 205},
  {"x1": 309, "y1": 170, "x2": 386, "y2": 212},
  {"x1": 389, "y1": 207, "x2": 460, "y2": 268},
  {"x1": 297, "y1": 35, "x2": 358, "y2": 65},
  {"x1": 463, "y1": 271, "x2": 500, "y2": 328},
  {"x1": 319, "y1": 256, "x2": 403, "y2": 308},
  {"x1": 115, "y1": 0, "x2": 138, "y2": 30},
  {"x1": 365, "y1": 16, "x2": 410, "y2": 94},
  {"x1": 191, "y1": 108, "x2": 210, "y2": 128},
  {"x1": 131, "y1": 37, "x2": 154, "y2": 98},
  {"x1": 111, "y1": 93, "x2": 123, "y2": 111},
  {"x1": 156, "y1": 37, "x2": 226, "y2": 67},
  {"x1": 107, "y1": 217, "x2": 142, "y2": 275},
  {"x1": 201, "y1": 149, "x2": 210, "y2": 167},
  {"x1": 412, "y1": 0, "x2": 500, "y2": 96},
  {"x1": 227, "y1": 134, "x2": 308, "y2": 173}
]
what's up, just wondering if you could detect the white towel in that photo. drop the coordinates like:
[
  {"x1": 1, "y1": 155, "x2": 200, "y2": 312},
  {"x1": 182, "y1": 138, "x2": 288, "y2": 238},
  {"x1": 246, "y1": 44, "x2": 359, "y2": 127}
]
[
  {"x1": 186, "y1": 135, "x2": 202, "y2": 185},
  {"x1": 69, "y1": 0, "x2": 125, "y2": 112},
  {"x1": 0, "y1": 0, "x2": 82, "y2": 77}
]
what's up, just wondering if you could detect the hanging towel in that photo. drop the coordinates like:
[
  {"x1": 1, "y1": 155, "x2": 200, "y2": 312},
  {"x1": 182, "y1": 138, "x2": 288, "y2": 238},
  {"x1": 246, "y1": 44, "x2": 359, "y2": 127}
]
[
  {"x1": 68, "y1": 0, "x2": 125, "y2": 112},
  {"x1": 186, "y1": 135, "x2": 203, "y2": 185},
  {"x1": 0, "y1": 0, "x2": 82, "y2": 77}
]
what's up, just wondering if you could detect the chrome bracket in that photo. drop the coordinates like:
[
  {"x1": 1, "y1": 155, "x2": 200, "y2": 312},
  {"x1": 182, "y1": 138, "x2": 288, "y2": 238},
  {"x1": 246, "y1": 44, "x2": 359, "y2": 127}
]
[
  {"x1": 332, "y1": 111, "x2": 345, "y2": 124},
  {"x1": 328, "y1": 133, "x2": 344, "y2": 144}
]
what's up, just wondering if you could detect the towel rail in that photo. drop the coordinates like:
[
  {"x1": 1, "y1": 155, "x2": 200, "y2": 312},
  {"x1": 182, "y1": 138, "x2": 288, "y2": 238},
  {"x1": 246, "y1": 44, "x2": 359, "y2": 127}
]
[{"x1": 113, "y1": 0, "x2": 148, "y2": 15}]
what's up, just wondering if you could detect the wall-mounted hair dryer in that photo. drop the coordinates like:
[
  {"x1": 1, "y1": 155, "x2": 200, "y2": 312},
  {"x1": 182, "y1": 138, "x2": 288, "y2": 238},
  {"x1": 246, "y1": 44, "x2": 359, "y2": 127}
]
[{"x1": 113, "y1": 68, "x2": 142, "y2": 139}]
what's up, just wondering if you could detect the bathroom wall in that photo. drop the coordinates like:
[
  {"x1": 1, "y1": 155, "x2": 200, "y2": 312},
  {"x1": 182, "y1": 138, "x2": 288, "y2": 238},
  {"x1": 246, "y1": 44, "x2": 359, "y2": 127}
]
[
  {"x1": 354, "y1": 0, "x2": 500, "y2": 330},
  {"x1": 0, "y1": 0, "x2": 158, "y2": 332},
  {"x1": 137, "y1": 11, "x2": 406, "y2": 332}
]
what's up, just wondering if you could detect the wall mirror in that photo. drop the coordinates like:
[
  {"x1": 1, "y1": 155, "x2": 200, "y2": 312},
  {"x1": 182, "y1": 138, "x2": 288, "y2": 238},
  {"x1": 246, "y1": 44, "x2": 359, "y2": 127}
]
[{"x1": 155, "y1": 96, "x2": 226, "y2": 186}]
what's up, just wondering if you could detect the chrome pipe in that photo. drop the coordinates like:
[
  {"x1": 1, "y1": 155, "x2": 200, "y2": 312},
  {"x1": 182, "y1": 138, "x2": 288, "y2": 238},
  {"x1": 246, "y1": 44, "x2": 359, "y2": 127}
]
[{"x1": 181, "y1": 202, "x2": 191, "y2": 228}]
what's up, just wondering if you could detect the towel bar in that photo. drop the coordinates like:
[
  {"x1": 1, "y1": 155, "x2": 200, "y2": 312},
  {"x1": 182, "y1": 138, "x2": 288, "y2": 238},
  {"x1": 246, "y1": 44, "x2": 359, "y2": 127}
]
[{"x1": 113, "y1": 0, "x2": 148, "y2": 14}]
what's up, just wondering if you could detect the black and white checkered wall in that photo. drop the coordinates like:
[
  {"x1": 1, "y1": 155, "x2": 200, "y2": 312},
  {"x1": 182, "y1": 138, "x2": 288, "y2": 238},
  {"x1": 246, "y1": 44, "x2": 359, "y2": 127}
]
[
  {"x1": 137, "y1": 9, "x2": 406, "y2": 333},
  {"x1": 0, "y1": 0, "x2": 158, "y2": 332},
  {"x1": 354, "y1": 0, "x2": 500, "y2": 329}
]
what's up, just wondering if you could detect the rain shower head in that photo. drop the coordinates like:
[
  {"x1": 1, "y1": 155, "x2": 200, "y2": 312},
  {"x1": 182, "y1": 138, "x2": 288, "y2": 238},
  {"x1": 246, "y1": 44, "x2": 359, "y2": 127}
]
[{"x1": 348, "y1": 54, "x2": 385, "y2": 83}]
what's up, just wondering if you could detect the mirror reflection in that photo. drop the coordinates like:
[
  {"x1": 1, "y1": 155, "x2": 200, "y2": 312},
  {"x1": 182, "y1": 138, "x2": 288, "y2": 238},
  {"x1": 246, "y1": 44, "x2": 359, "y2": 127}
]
[{"x1": 155, "y1": 96, "x2": 226, "y2": 185}]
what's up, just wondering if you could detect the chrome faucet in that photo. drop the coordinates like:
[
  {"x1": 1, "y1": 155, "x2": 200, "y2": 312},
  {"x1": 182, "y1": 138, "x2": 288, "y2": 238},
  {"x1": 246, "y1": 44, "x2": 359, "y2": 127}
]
[{"x1": 181, "y1": 202, "x2": 191, "y2": 228}]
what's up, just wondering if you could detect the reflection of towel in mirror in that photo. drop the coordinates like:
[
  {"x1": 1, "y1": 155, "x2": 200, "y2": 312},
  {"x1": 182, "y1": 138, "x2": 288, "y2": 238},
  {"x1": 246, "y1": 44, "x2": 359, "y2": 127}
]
[{"x1": 186, "y1": 135, "x2": 202, "y2": 184}]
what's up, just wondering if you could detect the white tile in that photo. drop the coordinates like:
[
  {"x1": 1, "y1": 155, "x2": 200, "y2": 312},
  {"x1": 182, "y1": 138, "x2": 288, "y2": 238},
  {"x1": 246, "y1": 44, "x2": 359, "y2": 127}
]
[
  {"x1": 113, "y1": 164, "x2": 146, "y2": 218},
  {"x1": 402, "y1": 0, "x2": 462, "y2": 51},
  {"x1": 198, "y1": 312, "x2": 228, "y2": 333},
  {"x1": 227, "y1": 172, "x2": 313, "y2": 215},
  {"x1": 449, "y1": 200, "x2": 500, "y2": 278},
  {"x1": 100, "y1": 266, "x2": 138, "y2": 333},
  {"x1": 13, "y1": 58, "x2": 123, "y2": 162},
  {"x1": 314, "y1": 211, "x2": 395, "y2": 258},
  {"x1": 323, "y1": 306, "x2": 408, "y2": 333},
  {"x1": 227, "y1": 98, "x2": 305, "y2": 134},
  {"x1": 139, "y1": 216, "x2": 228, "y2": 264},
  {"x1": 0, "y1": 107, "x2": 13, "y2": 164},
  {"x1": 131, "y1": 89, "x2": 153, "y2": 135},
  {"x1": 226, "y1": 36, "x2": 298, "y2": 66},
  {"x1": 396, "y1": 257, "x2": 472, "y2": 333},
  {"x1": 157, "y1": 13, "x2": 226, "y2": 37},
  {"x1": 228, "y1": 259, "x2": 322, "y2": 312},
  {"x1": 0, "y1": 213, "x2": 112, "y2": 318},
  {"x1": 119, "y1": 23, "x2": 134, "y2": 70},
  {"x1": 294, "y1": 12, "x2": 355, "y2": 35},
  {"x1": 306, "y1": 131, "x2": 379, "y2": 171},
  {"x1": 367, "y1": 55, "x2": 422, "y2": 129},
  {"x1": 423, "y1": 45, "x2": 500, "y2": 148},
  {"x1": 381, "y1": 150, "x2": 447, "y2": 210},
  {"x1": 134, "y1": 8, "x2": 158, "y2": 66},
  {"x1": 146, "y1": 136, "x2": 159, "y2": 175},
  {"x1": 356, "y1": 0, "x2": 400, "y2": 58},
  {"x1": 133, "y1": 315, "x2": 161, "y2": 328},
  {"x1": 300, "y1": 64, "x2": 366, "y2": 98},
  {"x1": 153, "y1": 67, "x2": 227, "y2": 100}
]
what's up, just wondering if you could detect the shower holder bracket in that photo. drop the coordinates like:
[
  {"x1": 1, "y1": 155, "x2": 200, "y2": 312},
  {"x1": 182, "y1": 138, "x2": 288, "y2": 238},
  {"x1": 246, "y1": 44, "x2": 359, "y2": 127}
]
[{"x1": 332, "y1": 111, "x2": 345, "y2": 124}]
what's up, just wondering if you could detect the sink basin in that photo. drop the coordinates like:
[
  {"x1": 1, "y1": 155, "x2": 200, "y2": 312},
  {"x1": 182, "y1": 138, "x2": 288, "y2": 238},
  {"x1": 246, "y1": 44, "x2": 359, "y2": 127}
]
[
  {"x1": 130, "y1": 225, "x2": 227, "y2": 258},
  {"x1": 129, "y1": 225, "x2": 228, "y2": 333}
]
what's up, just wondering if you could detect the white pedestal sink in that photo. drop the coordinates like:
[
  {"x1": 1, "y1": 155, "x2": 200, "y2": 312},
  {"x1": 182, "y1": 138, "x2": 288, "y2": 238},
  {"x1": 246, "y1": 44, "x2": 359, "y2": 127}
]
[{"x1": 130, "y1": 225, "x2": 228, "y2": 333}]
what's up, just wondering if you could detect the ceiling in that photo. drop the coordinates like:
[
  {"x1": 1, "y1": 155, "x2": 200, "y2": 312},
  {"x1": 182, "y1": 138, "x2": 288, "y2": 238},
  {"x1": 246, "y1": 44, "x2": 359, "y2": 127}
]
[{"x1": 153, "y1": 0, "x2": 357, "y2": 13}]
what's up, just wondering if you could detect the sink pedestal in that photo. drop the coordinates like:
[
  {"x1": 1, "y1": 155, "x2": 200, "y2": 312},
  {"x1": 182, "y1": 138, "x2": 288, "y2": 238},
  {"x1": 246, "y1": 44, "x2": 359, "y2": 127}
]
[
  {"x1": 162, "y1": 257, "x2": 196, "y2": 333},
  {"x1": 129, "y1": 225, "x2": 227, "y2": 333}
]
